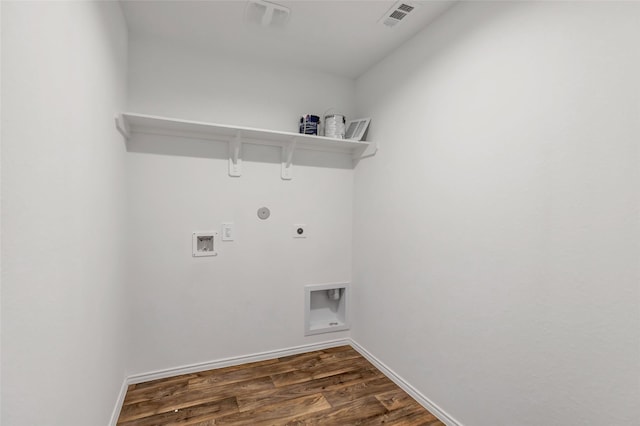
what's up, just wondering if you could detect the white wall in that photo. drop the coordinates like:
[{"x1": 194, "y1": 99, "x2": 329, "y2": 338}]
[
  {"x1": 1, "y1": 2, "x2": 128, "y2": 425},
  {"x1": 353, "y1": 2, "x2": 640, "y2": 425},
  {"x1": 125, "y1": 36, "x2": 356, "y2": 374},
  {"x1": 127, "y1": 36, "x2": 356, "y2": 132}
]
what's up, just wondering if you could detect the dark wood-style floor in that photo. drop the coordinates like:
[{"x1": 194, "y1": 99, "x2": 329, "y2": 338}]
[{"x1": 116, "y1": 345, "x2": 444, "y2": 425}]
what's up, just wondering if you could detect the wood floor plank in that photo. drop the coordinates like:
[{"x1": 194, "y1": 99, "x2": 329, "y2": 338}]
[
  {"x1": 270, "y1": 356, "x2": 374, "y2": 388},
  {"x1": 211, "y1": 393, "x2": 331, "y2": 426},
  {"x1": 286, "y1": 395, "x2": 388, "y2": 425},
  {"x1": 311, "y1": 347, "x2": 360, "y2": 359},
  {"x1": 188, "y1": 352, "x2": 332, "y2": 391},
  {"x1": 189, "y1": 374, "x2": 276, "y2": 397},
  {"x1": 192, "y1": 357, "x2": 281, "y2": 378},
  {"x1": 375, "y1": 387, "x2": 421, "y2": 411},
  {"x1": 118, "y1": 376, "x2": 274, "y2": 423},
  {"x1": 366, "y1": 389, "x2": 444, "y2": 426},
  {"x1": 117, "y1": 396, "x2": 238, "y2": 426},
  {"x1": 237, "y1": 368, "x2": 383, "y2": 412},
  {"x1": 322, "y1": 376, "x2": 397, "y2": 408},
  {"x1": 116, "y1": 346, "x2": 444, "y2": 426},
  {"x1": 359, "y1": 403, "x2": 443, "y2": 426},
  {"x1": 123, "y1": 379, "x2": 190, "y2": 406}
]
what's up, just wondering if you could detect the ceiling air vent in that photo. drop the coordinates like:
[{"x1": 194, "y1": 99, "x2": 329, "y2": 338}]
[
  {"x1": 390, "y1": 10, "x2": 407, "y2": 20},
  {"x1": 397, "y1": 4, "x2": 415, "y2": 13},
  {"x1": 380, "y1": 1, "x2": 418, "y2": 28}
]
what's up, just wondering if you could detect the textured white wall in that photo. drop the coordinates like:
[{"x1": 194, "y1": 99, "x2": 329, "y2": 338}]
[
  {"x1": 125, "y1": 37, "x2": 356, "y2": 374},
  {"x1": 353, "y1": 2, "x2": 640, "y2": 425},
  {"x1": 1, "y1": 2, "x2": 128, "y2": 425}
]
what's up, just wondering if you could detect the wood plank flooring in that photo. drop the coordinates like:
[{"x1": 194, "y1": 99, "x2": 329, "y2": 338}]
[{"x1": 116, "y1": 345, "x2": 444, "y2": 426}]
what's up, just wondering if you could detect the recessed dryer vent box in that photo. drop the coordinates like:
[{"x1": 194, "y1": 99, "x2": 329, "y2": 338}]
[
  {"x1": 304, "y1": 283, "x2": 349, "y2": 336},
  {"x1": 192, "y1": 231, "x2": 218, "y2": 257}
]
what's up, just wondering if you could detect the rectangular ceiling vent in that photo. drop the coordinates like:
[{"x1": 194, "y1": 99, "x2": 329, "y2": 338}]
[{"x1": 380, "y1": 2, "x2": 418, "y2": 28}]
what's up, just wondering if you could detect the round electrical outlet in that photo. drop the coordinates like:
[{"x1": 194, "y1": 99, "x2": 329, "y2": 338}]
[
  {"x1": 293, "y1": 224, "x2": 307, "y2": 238},
  {"x1": 257, "y1": 207, "x2": 270, "y2": 220}
]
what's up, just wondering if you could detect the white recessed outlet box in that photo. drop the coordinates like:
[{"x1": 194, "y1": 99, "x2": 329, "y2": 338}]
[
  {"x1": 293, "y1": 224, "x2": 307, "y2": 238},
  {"x1": 192, "y1": 231, "x2": 218, "y2": 257},
  {"x1": 304, "y1": 283, "x2": 349, "y2": 336}
]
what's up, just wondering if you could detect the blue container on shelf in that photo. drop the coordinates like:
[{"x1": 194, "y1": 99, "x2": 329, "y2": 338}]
[{"x1": 299, "y1": 114, "x2": 320, "y2": 135}]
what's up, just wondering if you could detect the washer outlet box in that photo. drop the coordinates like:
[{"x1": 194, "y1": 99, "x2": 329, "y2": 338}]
[{"x1": 192, "y1": 231, "x2": 218, "y2": 257}]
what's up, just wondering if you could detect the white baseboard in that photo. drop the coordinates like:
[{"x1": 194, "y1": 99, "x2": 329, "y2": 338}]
[
  {"x1": 109, "y1": 337, "x2": 461, "y2": 426},
  {"x1": 349, "y1": 339, "x2": 463, "y2": 426},
  {"x1": 108, "y1": 376, "x2": 129, "y2": 426}
]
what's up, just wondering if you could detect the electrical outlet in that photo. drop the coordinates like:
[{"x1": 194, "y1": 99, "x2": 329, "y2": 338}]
[{"x1": 293, "y1": 224, "x2": 307, "y2": 238}]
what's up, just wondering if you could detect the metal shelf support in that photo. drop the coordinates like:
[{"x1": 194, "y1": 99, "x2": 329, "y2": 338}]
[
  {"x1": 281, "y1": 138, "x2": 297, "y2": 180},
  {"x1": 229, "y1": 132, "x2": 242, "y2": 177}
]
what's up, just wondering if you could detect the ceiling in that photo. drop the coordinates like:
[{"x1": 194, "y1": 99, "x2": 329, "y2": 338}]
[{"x1": 120, "y1": 0, "x2": 454, "y2": 78}]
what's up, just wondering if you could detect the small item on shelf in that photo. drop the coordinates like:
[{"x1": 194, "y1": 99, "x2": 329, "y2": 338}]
[
  {"x1": 345, "y1": 118, "x2": 371, "y2": 141},
  {"x1": 299, "y1": 114, "x2": 320, "y2": 135},
  {"x1": 324, "y1": 114, "x2": 346, "y2": 139}
]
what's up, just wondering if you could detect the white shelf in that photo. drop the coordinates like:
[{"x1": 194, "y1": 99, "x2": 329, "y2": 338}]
[{"x1": 115, "y1": 112, "x2": 375, "y2": 180}]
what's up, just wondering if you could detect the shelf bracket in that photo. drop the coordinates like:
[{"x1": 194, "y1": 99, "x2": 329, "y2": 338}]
[
  {"x1": 352, "y1": 141, "x2": 378, "y2": 161},
  {"x1": 228, "y1": 132, "x2": 242, "y2": 177},
  {"x1": 281, "y1": 138, "x2": 297, "y2": 180},
  {"x1": 114, "y1": 114, "x2": 130, "y2": 140}
]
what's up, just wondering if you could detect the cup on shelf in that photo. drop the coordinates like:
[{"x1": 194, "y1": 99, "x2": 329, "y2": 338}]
[{"x1": 299, "y1": 114, "x2": 320, "y2": 135}]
